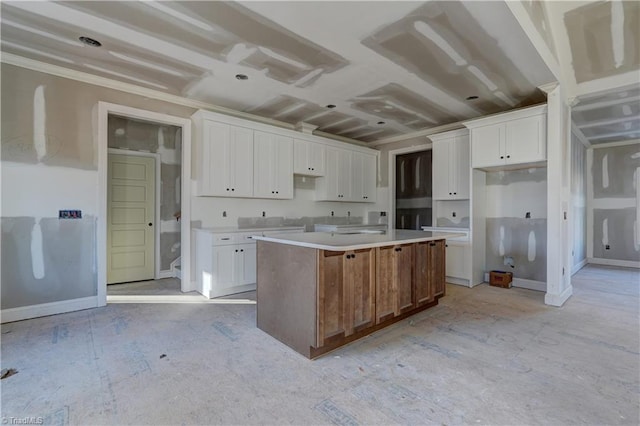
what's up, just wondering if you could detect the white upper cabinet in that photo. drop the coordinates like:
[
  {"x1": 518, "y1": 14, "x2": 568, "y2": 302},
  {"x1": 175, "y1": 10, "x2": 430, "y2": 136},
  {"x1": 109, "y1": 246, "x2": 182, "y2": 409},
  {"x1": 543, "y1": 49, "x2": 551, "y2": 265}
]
[
  {"x1": 198, "y1": 120, "x2": 254, "y2": 197},
  {"x1": 317, "y1": 148, "x2": 377, "y2": 202},
  {"x1": 431, "y1": 129, "x2": 470, "y2": 200},
  {"x1": 352, "y1": 152, "x2": 377, "y2": 202},
  {"x1": 294, "y1": 139, "x2": 325, "y2": 176},
  {"x1": 466, "y1": 105, "x2": 547, "y2": 170},
  {"x1": 317, "y1": 147, "x2": 352, "y2": 201},
  {"x1": 192, "y1": 110, "x2": 377, "y2": 202},
  {"x1": 253, "y1": 131, "x2": 293, "y2": 199}
]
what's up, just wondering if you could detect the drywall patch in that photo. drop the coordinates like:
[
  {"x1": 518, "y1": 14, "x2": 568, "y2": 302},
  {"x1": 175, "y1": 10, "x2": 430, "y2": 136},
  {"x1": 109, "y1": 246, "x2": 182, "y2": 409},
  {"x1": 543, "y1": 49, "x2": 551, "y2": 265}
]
[
  {"x1": 33, "y1": 85, "x2": 47, "y2": 161},
  {"x1": 1, "y1": 216, "x2": 97, "y2": 310},
  {"x1": 362, "y1": 1, "x2": 547, "y2": 115},
  {"x1": 350, "y1": 83, "x2": 461, "y2": 130},
  {"x1": 565, "y1": 1, "x2": 640, "y2": 83},
  {"x1": 486, "y1": 218, "x2": 547, "y2": 282},
  {"x1": 486, "y1": 167, "x2": 547, "y2": 185},
  {"x1": 592, "y1": 144, "x2": 640, "y2": 198},
  {"x1": 593, "y1": 208, "x2": 640, "y2": 261}
]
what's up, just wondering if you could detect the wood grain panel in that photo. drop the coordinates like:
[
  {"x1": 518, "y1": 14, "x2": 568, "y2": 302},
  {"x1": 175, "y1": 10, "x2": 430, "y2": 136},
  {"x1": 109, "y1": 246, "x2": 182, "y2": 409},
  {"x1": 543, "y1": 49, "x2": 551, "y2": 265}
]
[
  {"x1": 317, "y1": 250, "x2": 346, "y2": 347},
  {"x1": 415, "y1": 242, "x2": 435, "y2": 306},
  {"x1": 375, "y1": 246, "x2": 396, "y2": 324},
  {"x1": 395, "y1": 244, "x2": 415, "y2": 315},
  {"x1": 347, "y1": 248, "x2": 375, "y2": 333}
]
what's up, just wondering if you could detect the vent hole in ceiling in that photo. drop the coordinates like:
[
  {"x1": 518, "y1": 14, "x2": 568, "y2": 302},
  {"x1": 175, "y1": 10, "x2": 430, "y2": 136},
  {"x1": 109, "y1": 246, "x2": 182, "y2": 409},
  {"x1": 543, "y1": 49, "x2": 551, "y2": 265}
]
[{"x1": 79, "y1": 36, "x2": 102, "y2": 47}]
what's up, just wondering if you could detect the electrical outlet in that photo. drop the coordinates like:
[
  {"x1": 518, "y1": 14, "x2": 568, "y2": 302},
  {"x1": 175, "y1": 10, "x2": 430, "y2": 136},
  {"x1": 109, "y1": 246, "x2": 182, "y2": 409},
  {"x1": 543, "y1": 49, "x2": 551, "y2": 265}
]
[
  {"x1": 222, "y1": 211, "x2": 227, "y2": 217},
  {"x1": 331, "y1": 211, "x2": 334, "y2": 216},
  {"x1": 59, "y1": 210, "x2": 82, "y2": 219},
  {"x1": 262, "y1": 211, "x2": 266, "y2": 217},
  {"x1": 452, "y1": 212, "x2": 456, "y2": 218},
  {"x1": 380, "y1": 212, "x2": 387, "y2": 217},
  {"x1": 347, "y1": 211, "x2": 351, "y2": 217},
  {"x1": 605, "y1": 244, "x2": 610, "y2": 250},
  {"x1": 525, "y1": 212, "x2": 531, "y2": 219}
]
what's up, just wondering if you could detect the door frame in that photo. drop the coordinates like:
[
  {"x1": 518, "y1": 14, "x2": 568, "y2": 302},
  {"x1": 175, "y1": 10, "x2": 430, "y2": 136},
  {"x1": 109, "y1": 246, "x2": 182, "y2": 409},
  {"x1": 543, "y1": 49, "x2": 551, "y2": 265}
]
[
  {"x1": 387, "y1": 144, "x2": 432, "y2": 231},
  {"x1": 107, "y1": 148, "x2": 162, "y2": 281},
  {"x1": 97, "y1": 102, "x2": 192, "y2": 306}
]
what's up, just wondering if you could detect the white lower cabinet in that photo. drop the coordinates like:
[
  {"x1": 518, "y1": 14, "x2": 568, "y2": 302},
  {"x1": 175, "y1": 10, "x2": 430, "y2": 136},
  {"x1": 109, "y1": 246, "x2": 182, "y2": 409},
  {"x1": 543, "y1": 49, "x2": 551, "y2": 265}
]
[
  {"x1": 445, "y1": 242, "x2": 470, "y2": 283},
  {"x1": 194, "y1": 228, "x2": 302, "y2": 298}
]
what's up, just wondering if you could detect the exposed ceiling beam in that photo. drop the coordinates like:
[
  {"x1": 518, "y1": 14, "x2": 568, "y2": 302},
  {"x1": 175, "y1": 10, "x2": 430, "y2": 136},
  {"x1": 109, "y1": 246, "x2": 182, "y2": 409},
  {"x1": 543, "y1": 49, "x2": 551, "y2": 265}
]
[
  {"x1": 574, "y1": 71, "x2": 640, "y2": 99},
  {"x1": 577, "y1": 116, "x2": 640, "y2": 129},
  {"x1": 573, "y1": 94, "x2": 640, "y2": 112},
  {"x1": 587, "y1": 130, "x2": 640, "y2": 141},
  {"x1": 570, "y1": 122, "x2": 592, "y2": 148},
  {"x1": 504, "y1": 1, "x2": 562, "y2": 82}
]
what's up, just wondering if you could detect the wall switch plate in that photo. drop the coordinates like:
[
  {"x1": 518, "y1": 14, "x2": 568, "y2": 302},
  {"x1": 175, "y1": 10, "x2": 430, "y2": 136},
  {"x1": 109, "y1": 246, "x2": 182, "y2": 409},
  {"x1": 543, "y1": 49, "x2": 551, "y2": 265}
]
[{"x1": 59, "y1": 210, "x2": 82, "y2": 219}]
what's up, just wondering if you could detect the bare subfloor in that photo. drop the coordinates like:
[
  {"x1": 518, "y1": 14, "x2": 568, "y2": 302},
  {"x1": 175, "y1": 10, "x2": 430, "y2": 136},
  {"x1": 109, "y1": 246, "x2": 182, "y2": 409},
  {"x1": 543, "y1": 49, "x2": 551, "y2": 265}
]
[{"x1": 2, "y1": 265, "x2": 638, "y2": 425}]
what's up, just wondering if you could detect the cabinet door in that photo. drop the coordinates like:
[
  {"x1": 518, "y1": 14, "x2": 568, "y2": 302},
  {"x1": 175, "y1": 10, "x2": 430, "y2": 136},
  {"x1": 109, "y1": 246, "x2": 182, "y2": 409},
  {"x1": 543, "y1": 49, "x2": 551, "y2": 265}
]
[
  {"x1": 293, "y1": 139, "x2": 309, "y2": 175},
  {"x1": 452, "y1": 135, "x2": 470, "y2": 199},
  {"x1": 254, "y1": 132, "x2": 293, "y2": 199},
  {"x1": 203, "y1": 121, "x2": 231, "y2": 196},
  {"x1": 445, "y1": 243, "x2": 467, "y2": 280},
  {"x1": 307, "y1": 142, "x2": 326, "y2": 176},
  {"x1": 432, "y1": 138, "x2": 451, "y2": 199},
  {"x1": 345, "y1": 249, "x2": 375, "y2": 334},
  {"x1": 471, "y1": 125, "x2": 504, "y2": 168},
  {"x1": 429, "y1": 240, "x2": 446, "y2": 297},
  {"x1": 415, "y1": 242, "x2": 435, "y2": 307},
  {"x1": 212, "y1": 245, "x2": 236, "y2": 290},
  {"x1": 229, "y1": 126, "x2": 254, "y2": 197},
  {"x1": 351, "y1": 152, "x2": 376, "y2": 202},
  {"x1": 395, "y1": 244, "x2": 415, "y2": 315},
  {"x1": 317, "y1": 251, "x2": 347, "y2": 347},
  {"x1": 237, "y1": 243, "x2": 257, "y2": 285},
  {"x1": 273, "y1": 134, "x2": 293, "y2": 198},
  {"x1": 361, "y1": 153, "x2": 377, "y2": 202},
  {"x1": 505, "y1": 114, "x2": 546, "y2": 164},
  {"x1": 320, "y1": 148, "x2": 341, "y2": 200},
  {"x1": 338, "y1": 149, "x2": 353, "y2": 200},
  {"x1": 375, "y1": 246, "x2": 396, "y2": 324}
]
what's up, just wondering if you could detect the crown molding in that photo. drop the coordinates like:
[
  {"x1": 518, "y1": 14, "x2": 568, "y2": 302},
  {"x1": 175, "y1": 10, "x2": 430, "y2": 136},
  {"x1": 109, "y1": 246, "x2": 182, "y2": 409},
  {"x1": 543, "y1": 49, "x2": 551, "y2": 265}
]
[{"x1": 368, "y1": 122, "x2": 465, "y2": 147}]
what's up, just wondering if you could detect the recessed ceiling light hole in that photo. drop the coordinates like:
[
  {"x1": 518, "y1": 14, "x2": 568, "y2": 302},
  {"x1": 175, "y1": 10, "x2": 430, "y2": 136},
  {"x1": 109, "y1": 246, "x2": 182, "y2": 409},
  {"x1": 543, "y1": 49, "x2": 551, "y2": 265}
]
[
  {"x1": 466, "y1": 95, "x2": 479, "y2": 101},
  {"x1": 326, "y1": 104, "x2": 336, "y2": 109},
  {"x1": 377, "y1": 121, "x2": 385, "y2": 125},
  {"x1": 235, "y1": 74, "x2": 248, "y2": 80},
  {"x1": 79, "y1": 36, "x2": 102, "y2": 47}
]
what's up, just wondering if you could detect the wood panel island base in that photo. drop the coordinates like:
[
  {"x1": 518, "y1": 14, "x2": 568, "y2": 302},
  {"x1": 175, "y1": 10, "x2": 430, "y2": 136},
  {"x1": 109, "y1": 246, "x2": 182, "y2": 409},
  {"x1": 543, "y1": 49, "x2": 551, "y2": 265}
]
[{"x1": 253, "y1": 230, "x2": 460, "y2": 359}]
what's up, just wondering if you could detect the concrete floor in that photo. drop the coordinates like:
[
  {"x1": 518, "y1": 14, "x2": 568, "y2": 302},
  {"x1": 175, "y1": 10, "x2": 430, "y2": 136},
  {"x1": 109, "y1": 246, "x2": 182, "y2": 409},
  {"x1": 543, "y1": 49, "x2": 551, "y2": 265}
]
[{"x1": 1, "y1": 265, "x2": 638, "y2": 425}]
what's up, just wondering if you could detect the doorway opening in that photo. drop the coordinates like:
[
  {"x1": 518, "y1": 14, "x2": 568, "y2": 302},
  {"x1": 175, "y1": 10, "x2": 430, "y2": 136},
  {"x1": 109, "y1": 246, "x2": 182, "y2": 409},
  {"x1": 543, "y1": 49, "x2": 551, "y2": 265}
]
[
  {"x1": 395, "y1": 149, "x2": 433, "y2": 230},
  {"x1": 97, "y1": 102, "x2": 192, "y2": 305}
]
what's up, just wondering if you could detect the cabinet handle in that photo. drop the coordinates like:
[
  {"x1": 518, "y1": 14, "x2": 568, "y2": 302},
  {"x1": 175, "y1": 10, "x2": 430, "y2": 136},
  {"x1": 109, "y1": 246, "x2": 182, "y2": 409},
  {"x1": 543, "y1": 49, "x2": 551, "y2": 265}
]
[
  {"x1": 395, "y1": 247, "x2": 401, "y2": 252},
  {"x1": 453, "y1": 192, "x2": 456, "y2": 195},
  {"x1": 235, "y1": 249, "x2": 238, "y2": 252},
  {"x1": 231, "y1": 188, "x2": 235, "y2": 191},
  {"x1": 226, "y1": 188, "x2": 230, "y2": 191},
  {"x1": 276, "y1": 191, "x2": 279, "y2": 194},
  {"x1": 240, "y1": 249, "x2": 244, "y2": 252},
  {"x1": 507, "y1": 155, "x2": 511, "y2": 159},
  {"x1": 429, "y1": 243, "x2": 436, "y2": 246},
  {"x1": 500, "y1": 156, "x2": 504, "y2": 159},
  {"x1": 345, "y1": 254, "x2": 351, "y2": 259},
  {"x1": 446, "y1": 244, "x2": 449, "y2": 247}
]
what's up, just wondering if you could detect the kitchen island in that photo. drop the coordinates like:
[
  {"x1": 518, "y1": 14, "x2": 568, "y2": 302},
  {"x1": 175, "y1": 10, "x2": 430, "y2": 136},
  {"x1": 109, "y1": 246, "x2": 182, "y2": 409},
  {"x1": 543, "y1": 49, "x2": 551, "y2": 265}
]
[{"x1": 252, "y1": 230, "x2": 462, "y2": 358}]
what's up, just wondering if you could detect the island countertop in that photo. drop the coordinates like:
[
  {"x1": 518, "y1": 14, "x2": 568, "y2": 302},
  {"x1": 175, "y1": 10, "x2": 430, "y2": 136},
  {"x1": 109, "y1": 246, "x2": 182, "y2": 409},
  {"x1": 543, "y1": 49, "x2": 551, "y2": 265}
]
[{"x1": 251, "y1": 229, "x2": 464, "y2": 251}]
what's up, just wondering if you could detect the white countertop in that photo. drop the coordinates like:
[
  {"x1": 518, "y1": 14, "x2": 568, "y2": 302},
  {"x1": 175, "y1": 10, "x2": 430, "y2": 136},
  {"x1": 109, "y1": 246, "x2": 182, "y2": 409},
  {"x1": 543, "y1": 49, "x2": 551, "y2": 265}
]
[
  {"x1": 193, "y1": 226, "x2": 304, "y2": 234},
  {"x1": 253, "y1": 230, "x2": 465, "y2": 251}
]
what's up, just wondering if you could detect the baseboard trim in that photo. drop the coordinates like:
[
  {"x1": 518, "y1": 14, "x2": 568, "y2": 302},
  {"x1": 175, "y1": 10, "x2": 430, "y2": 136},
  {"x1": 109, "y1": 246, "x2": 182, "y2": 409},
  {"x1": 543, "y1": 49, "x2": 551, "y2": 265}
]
[
  {"x1": 545, "y1": 285, "x2": 573, "y2": 307},
  {"x1": 483, "y1": 272, "x2": 546, "y2": 292},
  {"x1": 157, "y1": 270, "x2": 174, "y2": 279},
  {"x1": 588, "y1": 258, "x2": 640, "y2": 268},
  {"x1": 445, "y1": 276, "x2": 470, "y2": 287},
  {"x1": 1, "y1": 296, "x2": 99, "y2": 323},
  {"x1": 571, "y1": 258, "x2": 588, "y2": 275}
]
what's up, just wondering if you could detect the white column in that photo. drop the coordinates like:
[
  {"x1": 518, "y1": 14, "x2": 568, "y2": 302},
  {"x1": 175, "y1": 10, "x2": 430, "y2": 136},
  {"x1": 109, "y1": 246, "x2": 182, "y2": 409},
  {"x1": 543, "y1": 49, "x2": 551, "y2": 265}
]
[{"x1": 545, "y1": 85, "x2": 574, "y2": 306}]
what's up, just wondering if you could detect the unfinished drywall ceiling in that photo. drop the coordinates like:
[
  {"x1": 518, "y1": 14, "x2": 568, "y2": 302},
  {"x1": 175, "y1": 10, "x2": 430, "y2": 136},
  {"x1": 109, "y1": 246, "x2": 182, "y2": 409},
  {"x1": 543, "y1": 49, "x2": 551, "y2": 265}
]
[
  {"x1": 0, "y1": 1, "x2": 557, "y2": 144},
  {"x1": 572, "y1": 86, "x2": 640, "y2": 145},
  {"x1": 565, "y1": 1, "x2": 639, "y2": 85}
]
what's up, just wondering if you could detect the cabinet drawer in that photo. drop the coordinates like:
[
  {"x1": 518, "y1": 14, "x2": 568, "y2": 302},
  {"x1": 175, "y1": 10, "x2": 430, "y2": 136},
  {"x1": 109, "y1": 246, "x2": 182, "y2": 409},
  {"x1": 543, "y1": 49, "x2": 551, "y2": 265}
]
[{"x1": 211, "y1": 233, "x2": 240, "y2": 245}]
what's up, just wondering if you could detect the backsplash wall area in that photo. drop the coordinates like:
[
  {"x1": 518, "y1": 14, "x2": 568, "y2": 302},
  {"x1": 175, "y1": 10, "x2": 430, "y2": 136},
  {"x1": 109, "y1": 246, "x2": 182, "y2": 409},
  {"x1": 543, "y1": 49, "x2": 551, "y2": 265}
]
[
  {"x1": 485, "y1": 168, "x2": 548, "y2": 285},
  {"x1": 191, "y1": 176, "x2": 382, "y2": 230}
]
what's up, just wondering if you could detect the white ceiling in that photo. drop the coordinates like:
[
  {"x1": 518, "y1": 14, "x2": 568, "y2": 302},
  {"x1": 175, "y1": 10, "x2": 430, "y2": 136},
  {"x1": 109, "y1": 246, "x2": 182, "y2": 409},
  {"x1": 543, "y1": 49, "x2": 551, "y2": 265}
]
[{"x1": 1, "y1": 1, "x2": 638, "y2": 145}]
